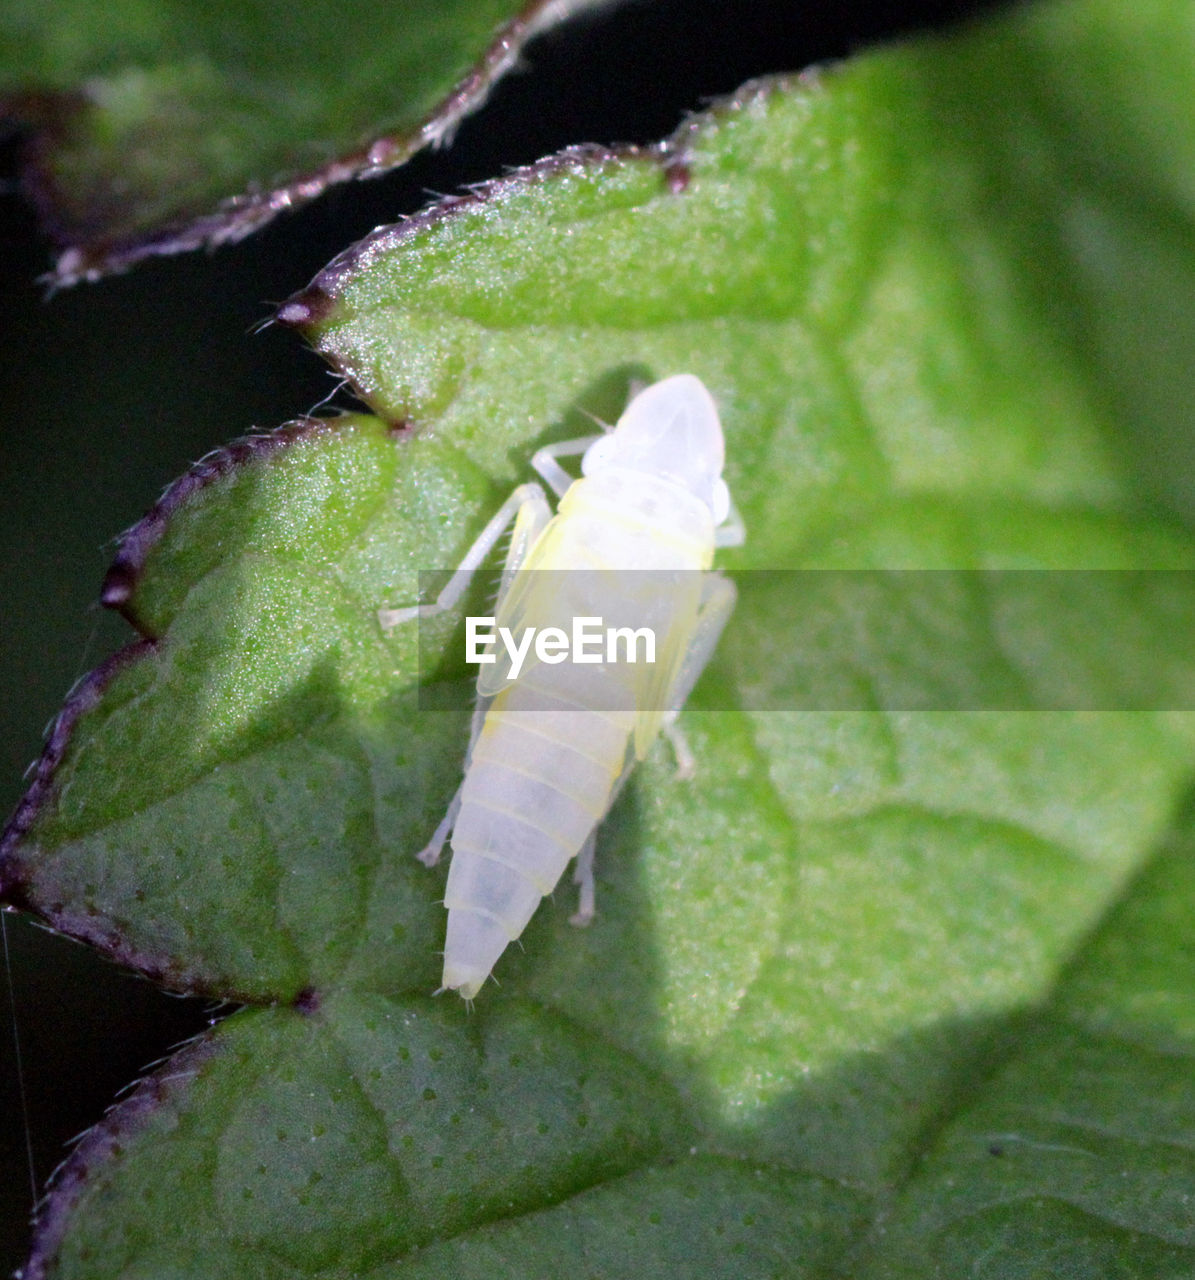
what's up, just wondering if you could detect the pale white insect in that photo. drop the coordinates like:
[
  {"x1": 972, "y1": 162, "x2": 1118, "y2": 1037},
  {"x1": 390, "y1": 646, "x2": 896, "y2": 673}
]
[{"x1": 380, "y1": 374, "x2": 745, "y2": 999}]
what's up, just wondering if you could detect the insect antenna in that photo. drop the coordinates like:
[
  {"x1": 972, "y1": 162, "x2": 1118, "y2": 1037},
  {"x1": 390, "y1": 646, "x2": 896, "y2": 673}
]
[{"x1": 578, "y1": 408, "x2": 613, "y2": 433}]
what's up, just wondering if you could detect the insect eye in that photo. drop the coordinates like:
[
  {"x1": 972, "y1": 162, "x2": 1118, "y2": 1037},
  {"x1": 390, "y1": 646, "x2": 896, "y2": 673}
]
[{"x1": 712, "y1": 478, "x2": 731, "y2": 523}]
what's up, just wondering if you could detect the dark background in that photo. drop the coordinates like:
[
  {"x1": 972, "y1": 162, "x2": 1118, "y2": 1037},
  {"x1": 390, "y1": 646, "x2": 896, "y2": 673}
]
[{"x1": 0, "y1": 0, "x2": 1013, "y2": 1267}]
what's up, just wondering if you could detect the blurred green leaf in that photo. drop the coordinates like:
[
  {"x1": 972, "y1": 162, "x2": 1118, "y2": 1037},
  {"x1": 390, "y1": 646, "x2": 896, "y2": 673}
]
[
  {"x1": 5, "y1": 0, "x2": 1195, "y2": 1274},
  {"x1": 0, "y1": 0, "x2": 607, "y2": 283}
]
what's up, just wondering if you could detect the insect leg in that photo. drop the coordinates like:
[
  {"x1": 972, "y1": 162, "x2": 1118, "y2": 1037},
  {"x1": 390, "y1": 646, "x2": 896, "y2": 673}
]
[
  {"x1": 530, "y1": 434, "x2": 603, "y2": 498},
  {"x1": 415, "y1": 693, "x2": 490, "y2": 866},
  {"x1": 568, "y1": 831, "x2": 598, "y2": 927},
  {"x1": 661, "y1": 572, "x2": 738, "y2": 779},
  {"x1": 566, "y1": 737, "x2": 639, "y2": 927},
  {"x1": 562, "y1": 569, "x2": 727, "y2": 922},
  {"x1": 378, "y1": 482, "x2": 551, "y2": 631},
  {"x1": 496, "y1": 483, "x2": 554, "y2": 601},
  {"x1": 416, "y1": 791, "x2": 461, "y2": 868},
  {"x1": 409, "y1": 486, "x2": 555, "y2": 862},
  {"x1": 664, "y1": 720, "x2": 698, "y2": 781},
  {"x1": 714, "y1": 499, "x2": 747, "y2": 549}
]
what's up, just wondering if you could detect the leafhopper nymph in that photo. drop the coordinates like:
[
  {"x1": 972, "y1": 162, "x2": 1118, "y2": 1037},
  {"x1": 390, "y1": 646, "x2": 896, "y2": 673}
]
[{"x1": 381, "y1": 375, "x2": 744, "y2": 998}]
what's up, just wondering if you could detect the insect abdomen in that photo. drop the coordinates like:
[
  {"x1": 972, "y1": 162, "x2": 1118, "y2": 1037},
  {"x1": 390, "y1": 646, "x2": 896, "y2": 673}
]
[{"x1": 442, "y1": 688, "x2": 632, "y2": 998}]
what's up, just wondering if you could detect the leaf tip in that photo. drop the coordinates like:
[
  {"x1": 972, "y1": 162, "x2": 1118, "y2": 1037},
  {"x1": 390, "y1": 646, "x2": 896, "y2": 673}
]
[
  {"x1": 99, "y1": 559, "x2": 137, "y2": 612},
  {"x1": 98, "y1": 417, "x2": 343, "y2": 636},
  {"x1": 23, "y1": 1033, "x2": 220, "y2": 1280},
  {"x1": 276, "y1": 288, "x2": 335, "y2": 333},
  {"x1": 662, "y1": 156, "x2": 692, "y2": 194},
  {"x1": 0, "y1": 640, "x2": 156, "y2": 903}
]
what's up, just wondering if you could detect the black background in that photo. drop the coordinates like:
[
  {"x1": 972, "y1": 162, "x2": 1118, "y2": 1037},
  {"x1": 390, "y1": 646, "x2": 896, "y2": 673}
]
[{"x1": 0, "y1": 0, "x2": 1014, "y2": 1267}]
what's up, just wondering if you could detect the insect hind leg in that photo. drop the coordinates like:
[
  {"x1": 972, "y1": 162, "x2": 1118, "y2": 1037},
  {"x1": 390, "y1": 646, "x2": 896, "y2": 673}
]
[
  {"x1": 662, "y1": 572, "x2": 738, "y2": 779},
  {"x1": 416, "y1": 787, "x2": 463, "y2": 867},
  {"x1": 662, "y1": 717, "x2": 697, "y2": 780},
  {"x1": 417, "y1": 682, "x2": 492, "y2": 866},
  {"x1": 714, "y1": 499, "x2": 747, "y2": 549},
  {"x1": 569, "y1": 831, "x2": 599, "y2": 927},
  {"x1": 390, "y1": 480, "x2": 553, "y2": 867}
]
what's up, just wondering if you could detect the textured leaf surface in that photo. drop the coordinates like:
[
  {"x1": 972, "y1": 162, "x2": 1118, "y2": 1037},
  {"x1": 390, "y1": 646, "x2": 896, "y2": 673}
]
[
  {"x1": 31, "y1": 997, "x2": 687, "y2": 1277},
  {"x1": 4, "y1": 0, "x2": 1195, "y2": 1275},
  {"x1": 0, "y1": 0, "x2": 603, "y2": 284},
  {"x1": 856, "y1": 826, "x2": 1195, "y2": 1277}
]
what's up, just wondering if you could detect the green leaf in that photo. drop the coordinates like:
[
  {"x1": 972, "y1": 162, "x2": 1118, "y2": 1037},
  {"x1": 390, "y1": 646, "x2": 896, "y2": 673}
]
[
  {"x1": 0, "y1": 0, "x2": 606, "y2": 284},
  {"x1": 5, "y1": 0, "x2": 1195, "y2": 1274},
  {"x1": 32, "y1": 996, "x2": 688, "y2": 1277},
  {"x1": 854, "y1": 824, "x2": 1195, "y2": 1277}
]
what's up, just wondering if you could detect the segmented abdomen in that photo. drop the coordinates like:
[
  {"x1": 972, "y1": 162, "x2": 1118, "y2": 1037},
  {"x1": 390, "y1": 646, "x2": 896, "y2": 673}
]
[{"x1": 442, "y1": 669, "x2": 634, "y2": 998}]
